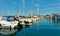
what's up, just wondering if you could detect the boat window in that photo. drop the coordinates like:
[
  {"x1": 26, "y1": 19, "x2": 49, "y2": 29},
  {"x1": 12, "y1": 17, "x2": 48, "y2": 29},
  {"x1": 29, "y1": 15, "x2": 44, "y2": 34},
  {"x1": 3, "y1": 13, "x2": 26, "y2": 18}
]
[
  {"x1": 1, "y1": 17, "x2": 7, "y2": 20},
  {"x1": 8, "y1": 17, "x2": 15, "y2": 21},
  {"x1": 1, "y1": 17, "x2": 15, "y2": 22}
]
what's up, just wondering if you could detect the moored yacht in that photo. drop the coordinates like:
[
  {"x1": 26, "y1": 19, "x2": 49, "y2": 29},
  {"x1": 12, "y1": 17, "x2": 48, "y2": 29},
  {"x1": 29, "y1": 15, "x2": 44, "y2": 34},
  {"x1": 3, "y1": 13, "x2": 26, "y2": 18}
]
[{"x1": 0, "y1": 16, "x2": 19, "y2": 28}]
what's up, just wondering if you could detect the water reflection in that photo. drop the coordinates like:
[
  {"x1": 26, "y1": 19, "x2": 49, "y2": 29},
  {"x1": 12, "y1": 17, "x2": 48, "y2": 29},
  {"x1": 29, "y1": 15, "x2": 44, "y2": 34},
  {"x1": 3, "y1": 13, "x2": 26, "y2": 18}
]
[
  {"x1": 16, "y1": 18, "x2": 60, "y2": 36},
  {"x1": 0, "y1": 28, "x2": 17, "y2": 36},
  {"x1": 1, "y1": 18, "x2": 60, "y2": 36},
  {"x1": 50, "y1": 18, "x2": 60, "y2": 24},
  {"x1": 0, "y1": 24, "x2": 30, "y2": 36}
]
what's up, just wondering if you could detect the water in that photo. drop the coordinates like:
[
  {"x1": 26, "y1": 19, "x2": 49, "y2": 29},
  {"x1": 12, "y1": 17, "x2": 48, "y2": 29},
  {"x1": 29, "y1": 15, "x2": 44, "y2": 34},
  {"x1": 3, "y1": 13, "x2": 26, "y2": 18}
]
[
  {"x1": 0, "y1": 18, "x2": 60, "y2": 36},
  {"x1": 16, "y1": 18, "x2": 60, "y2": 36},
  {"x1": 0, "y1": 28, "x2": 18, "y2": 36}
]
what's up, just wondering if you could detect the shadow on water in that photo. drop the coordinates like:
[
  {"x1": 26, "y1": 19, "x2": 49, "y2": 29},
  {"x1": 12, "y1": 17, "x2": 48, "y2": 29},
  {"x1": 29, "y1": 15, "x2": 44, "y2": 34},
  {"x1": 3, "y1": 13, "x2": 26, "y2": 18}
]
[
  {"x1": 0, "y1": 22, "x2": 30, "y2": 36},
  {"x1": 17, "y1": 22, "x2": 30, "y2": 31}
]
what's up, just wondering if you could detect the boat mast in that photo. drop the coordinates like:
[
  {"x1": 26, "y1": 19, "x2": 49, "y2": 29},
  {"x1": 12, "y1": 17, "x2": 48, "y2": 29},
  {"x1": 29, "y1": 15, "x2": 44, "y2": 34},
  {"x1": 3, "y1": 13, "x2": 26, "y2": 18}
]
[
  {"x1": 35, "y1": 4, "x2": 39, "y2": 15},
  {"x1": 1, "y1": 8, "x2": 5, "y2": 16},
  {"x1": 16, "y1": 0, "x2": 20, "y2": 16},
  {"x1": 22, "y1": 0, "x2": 25, "y2": 16}
]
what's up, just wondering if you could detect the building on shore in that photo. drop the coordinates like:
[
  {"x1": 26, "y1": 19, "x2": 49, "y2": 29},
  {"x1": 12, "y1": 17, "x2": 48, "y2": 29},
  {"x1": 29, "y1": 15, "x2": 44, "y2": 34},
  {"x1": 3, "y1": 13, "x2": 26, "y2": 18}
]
[{"x1": 50, "y1": 14, "x2": 60, "y2": 20}]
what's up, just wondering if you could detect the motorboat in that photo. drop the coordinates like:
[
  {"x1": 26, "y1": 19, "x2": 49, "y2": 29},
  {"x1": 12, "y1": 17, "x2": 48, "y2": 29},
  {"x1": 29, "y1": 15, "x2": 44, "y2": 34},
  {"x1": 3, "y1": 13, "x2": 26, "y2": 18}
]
[
  {"x1": 24, "y1": 18, "x2": 33, "y2": 23},
  {"x1": 0, "y1": 16, "x2": 19, "y2": 28}
]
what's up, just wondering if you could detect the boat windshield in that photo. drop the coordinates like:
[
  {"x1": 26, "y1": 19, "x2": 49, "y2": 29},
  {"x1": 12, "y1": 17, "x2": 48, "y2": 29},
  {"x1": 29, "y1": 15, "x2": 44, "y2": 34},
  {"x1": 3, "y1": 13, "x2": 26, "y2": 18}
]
[{"x1": 1, "y1": 16, "x2": 15, "y2": 21}]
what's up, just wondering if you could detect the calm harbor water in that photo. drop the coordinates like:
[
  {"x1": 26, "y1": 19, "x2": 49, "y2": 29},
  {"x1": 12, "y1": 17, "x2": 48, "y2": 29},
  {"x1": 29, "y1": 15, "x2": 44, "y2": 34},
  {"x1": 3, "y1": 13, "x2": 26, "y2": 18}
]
[
  {"x1": 0, "y1": 18, "x2": 60, "y2": 36},
  {"x1": 15, "y1": 18, "x2": 60, "y2": 36}
]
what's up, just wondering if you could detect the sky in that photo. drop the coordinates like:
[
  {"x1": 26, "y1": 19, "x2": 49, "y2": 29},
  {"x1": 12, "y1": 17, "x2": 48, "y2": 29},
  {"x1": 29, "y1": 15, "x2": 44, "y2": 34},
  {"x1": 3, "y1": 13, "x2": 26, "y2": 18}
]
[{"x1": 0, "y1": 0, "x2": 60, "y2": 16}]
